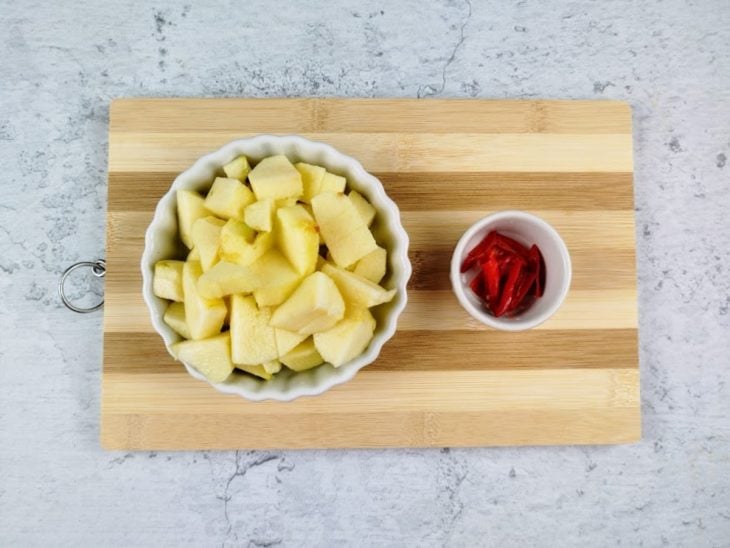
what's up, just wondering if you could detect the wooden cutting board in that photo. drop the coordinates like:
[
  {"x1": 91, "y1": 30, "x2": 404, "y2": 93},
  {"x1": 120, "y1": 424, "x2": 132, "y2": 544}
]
[{"x1": 102, "y1": 98, "x2": 639, "y2": 449}]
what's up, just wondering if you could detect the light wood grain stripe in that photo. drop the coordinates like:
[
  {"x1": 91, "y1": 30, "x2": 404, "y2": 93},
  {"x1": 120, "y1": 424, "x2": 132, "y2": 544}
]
[
  {"x1": 101, "y1": 368, "x2": 639, "y2": 414},
  {"x1": 109, "y1": 132, "x2": 633, "y2": 173},
  {"x1": 108, "y1": 171, "x2": 635, "y2": 212},
  {"x1": 111, "y1": 98, "x2": 632, "y2": 135},
  {"x1": 410, "y1": 249, "x2": 636, "y2": 291},
  {"x1": 103, "y1": 329, "x2": 637, "y2": 374},
  {"x1": 102, "y1": 407, "x2": 641, "y2": 449},
  {"x1": 103, "y1": 288, "x2": 637, "y2": 333}
]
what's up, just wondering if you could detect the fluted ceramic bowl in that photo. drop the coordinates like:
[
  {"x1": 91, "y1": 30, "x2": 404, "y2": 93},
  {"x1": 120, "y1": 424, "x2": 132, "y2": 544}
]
[{"x1": 141, "y1": 135, "x2": 411, "y2": 401}]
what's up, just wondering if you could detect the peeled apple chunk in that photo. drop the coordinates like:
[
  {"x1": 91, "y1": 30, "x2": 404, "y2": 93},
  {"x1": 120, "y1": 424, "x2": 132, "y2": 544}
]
[
  {"x1": 352, "y1": 246, "x2": 387, "y2": 284},
  {"x1": 275, "y1": 205, "x2": 319, "y2": 276},
  {"x1": 204, "y1": 177, "x2": 254, "y2": 220},
  {"x1": 191, "y1": 216, "x2": 225, "y2": 272},
  {"x1": 320, "y1": 172, "x2": 346, "y2": 194},
  {"x1": 262, "y1": 359, "x2": 282, "y2": 374},
  {"x1": 348, "y1": 190, "x2": 376, "y2": 226},
  {"x1": 274, "y1": 328, "x2": 308, "y2": 357},
  {"x1": 270, "y1": 271, "x2": 345, "y2": 335},
  {"x1": 244, "y1": 198, "x2": 275, "y2": 232},
  {"x1": 236, "y1": 363, "x2": 271, "y2": 380},
  {"x1": 320, "y1": 263, "x2": 396, "y2": 308},
  {"x1": 230, "y1": 294, "x2": 278, "y2": 365},
  {"x1": 197, "y1": 261, "x2": 262, "y2": 299},
  {"x1": 177, "y1": 190, "x2": 210, "y2": 249},
  {"x1": 222, "y1": 155, "x2": 250, "y2": 181},
  {"x1": 153, "y1": 260, "x2": 185, "y2": 302},
  {"x1": 163, "y1": 301, "x2": 191, "y2": 339},
  {"x1": 311, "y1": 192, "x2": 377, "y2": 268},
  {"x1": 294, "y1": 162, "x2": 326, "y2": 203},
  {"x1": 172, "y1": 332, "x2": 234, "y2": 383},
  {"x1": 251, "y1": 250, "x2": 303, "y2": 307},
  {"x1": 220, "y1": 220, "x2": 272, "y2": 266},
  {"x1": 313, "y1": 308, "x2": 376, "y2": 368},
  {"x1": 280, "y1": 338, "x2": 324, "y2": 372},
  {"x1": 183, "y1": 261, "x2": 227, "y2": 340},
  {"x1": 248, "y1": 155, "x2": 302, "y2": 201}
]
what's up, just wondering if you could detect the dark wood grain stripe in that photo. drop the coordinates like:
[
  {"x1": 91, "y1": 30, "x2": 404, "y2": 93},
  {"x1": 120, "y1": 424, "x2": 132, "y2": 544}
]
[
  {"x1": 103, "y1": 329, "x2": 637, "y2": 374},
  {"x1": 108, "y1": 171, "x2": 634, "y2": 212}
]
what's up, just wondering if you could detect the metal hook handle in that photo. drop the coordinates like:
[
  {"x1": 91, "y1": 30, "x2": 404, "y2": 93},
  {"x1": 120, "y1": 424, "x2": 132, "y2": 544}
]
[{"x1": 58, "y1": 259, "x2": 106, "y2": 313}]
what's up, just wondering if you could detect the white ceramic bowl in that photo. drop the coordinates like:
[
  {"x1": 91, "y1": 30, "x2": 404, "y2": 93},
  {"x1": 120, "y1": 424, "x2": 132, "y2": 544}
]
[
  {"x1": 450, "y1": 210, "x2": 571, "y2": 331},
  {"x1": 141, "y1": 135, "x2": 411, "y2": 401}
]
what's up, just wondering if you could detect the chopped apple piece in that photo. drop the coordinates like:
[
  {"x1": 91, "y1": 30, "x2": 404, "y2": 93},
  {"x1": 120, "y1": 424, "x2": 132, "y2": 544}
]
[
  {"x1": 223, "y1": 296, "x2": 231, "y2": 326},
  {"x1": 183, "y1": 261, "x2": 227, "y2": 340},
  {"x1": 204, "y1": 177, "x2": 254, "y2": 220},
  {"x1": 230, "y1": 295, "x2": 278, "y2": 365},
  {"x1": 187, "y1": 247, "x2": 200, "y2": 261},
  {"x1": 197, "y1": 261, "x2": 262, "y2": 299},
  {"x1": 295, "y1": 162, "x2": 326, "y2": 203},
  {"x1": 352, "y1": 246, "x2": 387, "y2": 283},
  {"x1": 301, "y1": 203, "x2": 324, "y2": 244},
  {"x1": 219, "y1": 218, "x2": 255, "y2": 259},
  {"x1": 177, "y1": 190, "x2": 210, "y2": 249},
  {"x1": 262, "y1": 359, "x2": 282, "y2": 374},
  {"x1": 251, "y1": 250, "x2": 303, "y2": 307},
  {"x1": 280, "y1": 338, "x2": 324, "y2": 372},
  {"x1": 244, "y1": 198, "x2": 275, "y2": 232},
  {"x1": 163, "y1": 301, "x2": 191, "y2": 339},
  {"x1": 275, "y1": 205, "x2": 319, "y2": 276},
  {"x1": 236, "y1": 363, "x2": 271, "y2": 380},
  {"x1": 274, "y1": 328, "x2": 308, "y2": 357},
  {"x1": 270, "y1": 271, "x2": 345, "y2": 335},
  {"x1": 348, "y1": 190, "x2": 376, "y2": 226},
  {"x1": 222, "y1": 155, "x2": 251, "y2": 181},
  {"x1": 191, "y1": 216, "x2": 225, "y2": 272},
  {"x1": 321, "y1": 263, "x2": 395, "y2": 308},
  {"x1": 252, "y1": 282, "x2": 301, "y2": 308},
  {"x1": 248, "y1": 155, "x2": 302, "y2": 201},
  {"x1": 311, "y1": 192, "x2": 377, "y2": 268},
  {"x1": 153, "y1": 260, "x2": 184, "y2": 302},
  {"x1": 313, "y1": 308, "x2": 376, "y2": 368},
  {"x1": 276, "y1": 197, "x2": 298, "y2": 209},
  {"x1": 320, "y1": 172, "x2": 346, "y2": 194},
  {"x1": 172, "y1": 332, "x2": 235, "y2": 383},
  {"x1": 221, "y1": 230, "x2": 273, "y2": 267}
]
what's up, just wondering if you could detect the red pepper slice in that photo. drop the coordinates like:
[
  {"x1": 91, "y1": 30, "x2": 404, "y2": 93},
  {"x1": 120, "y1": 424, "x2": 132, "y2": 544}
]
[
  {"x1": 529, "y1": 245, "x2": 545, "y2": 297},
  {"x1": 511, "y1": 270, "x2": 537, "y2": 313},
  {"x1": 481, "y1": 258, "x2": 501, "y2": 305},
  {"x1": 494, "y1": 233, "x2": 530, "y2": 259},
  {"x1": 460, "y1": 231, "x2": 497, "y2": 272},
  {"x1": 469, "y1": 270, "x2": 484, "y2": 296},
  {"x1": 493, "y1": 256, "x2": 525, "y2": 317}
]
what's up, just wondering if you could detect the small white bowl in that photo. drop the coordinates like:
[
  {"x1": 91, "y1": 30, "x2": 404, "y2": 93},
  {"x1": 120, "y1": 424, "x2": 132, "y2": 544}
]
[
  {"x1": 450, "y1": 211, "x2": 571, "y2": 331},
  {"x1": 141, "y1": 135, "x2": 411, "y2": 401}
]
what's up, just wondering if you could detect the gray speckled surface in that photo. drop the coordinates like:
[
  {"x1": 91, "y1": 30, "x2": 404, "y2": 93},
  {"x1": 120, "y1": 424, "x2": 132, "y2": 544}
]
[{"x1": 1, "y1": 0, "x2": 729, "y2": 546}]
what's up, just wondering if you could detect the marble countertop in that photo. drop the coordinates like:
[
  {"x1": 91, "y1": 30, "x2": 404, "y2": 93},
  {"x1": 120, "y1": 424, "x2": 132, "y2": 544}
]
[{"x1": 1, "y1": 1, "x2": 728, "y2": 546}]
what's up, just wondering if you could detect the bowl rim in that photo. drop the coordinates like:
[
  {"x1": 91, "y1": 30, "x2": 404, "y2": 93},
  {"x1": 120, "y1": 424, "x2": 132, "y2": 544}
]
[
  {"x1": 141, "y1": 134, "x2": 412, "y2": 401},
  {"x1": 449, "y1": 210, "x2": 572, "y2": 332}
]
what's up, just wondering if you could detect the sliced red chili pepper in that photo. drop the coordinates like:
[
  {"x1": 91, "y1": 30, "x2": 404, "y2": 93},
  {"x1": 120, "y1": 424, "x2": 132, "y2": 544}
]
[
  {"x1": 493, "y1": 256, "x2": 525, "y2": 317},
  {"x1": 460, "y1": 231, "x2": 497, "y2": 272},
  {"x1": 482, "y1": 258, "x2": 501, "y2": 305},
  {"x1": 469, "y1": 270, "x2": 484, "y2": 296},
  {"x1": 529, "y1": 245, "x2": 545, "y2": 297},
  {"x1": 494, "y1": 233, "x2": 530, "y2": 259},
  {"x1": 511, "y1": 270, "x2": 537, "y2": 314}
]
